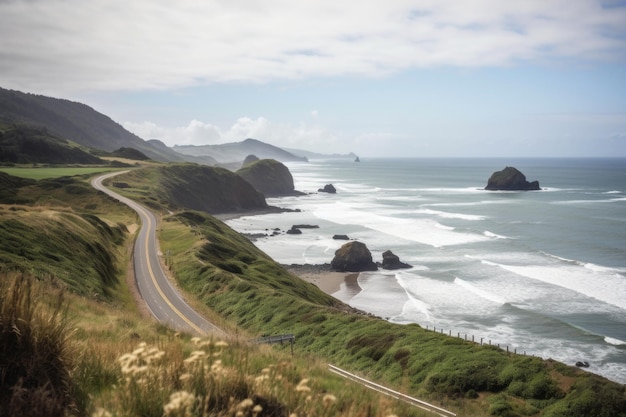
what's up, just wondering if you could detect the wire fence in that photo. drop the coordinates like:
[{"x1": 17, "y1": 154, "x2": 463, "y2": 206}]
[{"x1": 424, "y1": 324, "x2": 532, "y2": 357}]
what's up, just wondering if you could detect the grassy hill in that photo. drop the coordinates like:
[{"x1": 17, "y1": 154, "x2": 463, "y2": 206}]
[
  {"x1": 109, "y1": 163, "x2": 270, "y2": 214},
  {"x1": 0, "y1": 123, "x2": 104, "y2": 165},
  {"x1": 0, "y1": 87, "x2": 195, "y2": 163},
  {"x1": 0, "y1": 166, "x2": 624, "y2": 417}
]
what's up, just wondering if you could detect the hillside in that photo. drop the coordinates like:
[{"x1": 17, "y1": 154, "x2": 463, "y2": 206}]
[
  {"x1": 236, "y1": 158, "x2": 304, "y2": 197},
  {"x1": 0, "y1": 123, "x2": 104, "y2": 165},
  {"x1": 0, "y1": 87, "x2": 190, "y2": 163},
  {"x1": 174, "y1": 138, "x2": 307, "y2": 165},
  {"x1": 161, "y1": 210, "x2": 626, "y2": 417},
  {"x1": 110, "y1": 163, "x2": 271, "y2": 214}
]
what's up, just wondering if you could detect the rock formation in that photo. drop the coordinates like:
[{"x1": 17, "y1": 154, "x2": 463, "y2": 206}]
[
  {"x1": 333, "y1": 234, "x2": 350, "y2": 240},
  {"x1": 236, "y1": 158, "x2": 304, "y2": 197},
  {"x1": 485, "y1": 167, "x2": 540, "y2": 191},
  {"x1": 331, "y1": 241, "x2": 378, "y2": 272},
  {"x1": 318, "y1": 184, "x2": 337, "y2": 193},
  {"x1": 379, "y1": 250, "x2": 411, "y2": 270},
  {"x1": 242, "y1": 154, "x2": 260, "y2": 166}
]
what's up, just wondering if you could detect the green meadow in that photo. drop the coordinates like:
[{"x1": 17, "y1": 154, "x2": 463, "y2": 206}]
[{"x1": 0, "y1": 166, "x2": 122, "y2": 180}]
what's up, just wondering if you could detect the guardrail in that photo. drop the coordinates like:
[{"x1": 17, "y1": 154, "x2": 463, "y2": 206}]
[
  {"x1": 328, "y1": 364, "x2": 456, "y2": 417},
  {"x1": 252, "y1": 334, "x2": 295, "y2": 355}
]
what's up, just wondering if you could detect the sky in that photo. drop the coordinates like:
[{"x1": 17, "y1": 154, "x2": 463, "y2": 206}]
[{"x1": 1, "y1": 0, "x2": 626, "y2": 157}]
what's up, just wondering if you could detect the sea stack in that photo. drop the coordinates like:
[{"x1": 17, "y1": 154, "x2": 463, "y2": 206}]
[
  {"x1": 485, "y1": 167, "x2": 541, "y2": 191},
  {"x1": 331, "y1": 241, "x2": 378, "y2": 272}
]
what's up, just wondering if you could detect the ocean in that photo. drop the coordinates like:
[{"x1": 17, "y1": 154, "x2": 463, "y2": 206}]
[{"x1": 225, "y1": 158, "x2": 626, "y2": 384}]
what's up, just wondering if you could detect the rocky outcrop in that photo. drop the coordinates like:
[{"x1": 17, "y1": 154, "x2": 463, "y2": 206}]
[
  {"x1": 485, "y1": 167, "x2": 540, "y2": 191},
  {"x1": 333, "y1": 234, "x2": 350, "y2": 240},
  {"x1": 318, "y1": 184, "x2": 337, "y2": 194},
  {"x1": 331, "y1": 241, "x2": 378, "y2": 272},
  {"x1": 236, "y1": 158, "x2": 304, "y2": 197},
  {"x1": 151, "y1": 163, "x2": 268, "y2": 214},
  {"x1": 379, "y1": 250, "x2": 411, "y2": 270},
  {"x1": 242, "y1": 154, "x2": 260, "y2": 166}
]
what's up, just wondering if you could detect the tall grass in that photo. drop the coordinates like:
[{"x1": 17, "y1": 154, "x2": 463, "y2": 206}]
[
  {"x1": 89, "y1": 335, "x2": 428, "y2": 417},
  {"x1": 0, "y1": 273, "x2": 80, "y2": 417}
]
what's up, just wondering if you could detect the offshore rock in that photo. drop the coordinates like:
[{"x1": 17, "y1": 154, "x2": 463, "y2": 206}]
[
  {"x1": 380, "y1": 250, "x2": 412, "y2": 270},
  {"x1": 331, "y1": 241, "x2": 378, "y2": 272},
  {"x1": 318, "y1": 184, "x2": 337, "y2": 193},
  {"x1": 485, "y1": 166, "x2": 541, "y2": 191}
]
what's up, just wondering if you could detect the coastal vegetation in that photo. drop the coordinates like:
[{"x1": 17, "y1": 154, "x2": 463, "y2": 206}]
[{"x1": 0, "y1": 163, "x2": 625, "y2": 416}]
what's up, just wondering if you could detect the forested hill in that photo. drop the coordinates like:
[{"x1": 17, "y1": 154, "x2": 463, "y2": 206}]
[{"x1": 0, "y1": 87, "x2": 190, "y2": 163}]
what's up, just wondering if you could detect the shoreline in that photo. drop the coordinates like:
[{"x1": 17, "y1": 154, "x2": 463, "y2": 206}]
[{"x1": 283, "y1": 264, "x2": 361, "y2": 298}]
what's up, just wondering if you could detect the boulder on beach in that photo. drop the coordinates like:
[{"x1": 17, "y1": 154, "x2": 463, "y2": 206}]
[
  {"x1": 379, "y1": 250, "x2": 412, "y2": 270},
  {"x1": 333, "y1": 234, "x2": 350, "y2": 240},
  {"x1": 485, "y1": 166, "x2": 540, "y2": 191},
  {"x1": 331, "y1": 241, "x2": 378, "y2": 272},
  {"x1": 318, "y1": 184, "x2": 337, "y2": 194}
]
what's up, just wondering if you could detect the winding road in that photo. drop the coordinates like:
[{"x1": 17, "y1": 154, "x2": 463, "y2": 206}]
[{"x1": 92, "y1": 171, "x2": 223, "y2": 336}]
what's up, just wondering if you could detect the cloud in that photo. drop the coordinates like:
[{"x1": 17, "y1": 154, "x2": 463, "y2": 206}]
[
  {"x1": 123, "y1": 116, "x2": 341, "y2": 151},
  {"x1": 1, "y1": 0, "x2": 625, "y2": 94}
]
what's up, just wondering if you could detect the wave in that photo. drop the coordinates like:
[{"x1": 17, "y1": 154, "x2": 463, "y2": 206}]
[
  {"x1": 488, "y1": 261, "x2": 626, "y2": 311},
  {"x1": 543, "y1": 252, "x2": 626, "y2": 273},
  {"x1": 416, "y1": 208, "x2": 486, "y2": 221},
  {"x1": 605, "y1": 190, "x2": 622, "y2": 194},
  {"x1": 313, "y1": 202, "x2": 489, "y2": 247},
  {"x1": 454, "y1": 278, "x2": 507, "y2": 305},
  {"x1": 484, "y1": 231, "x2": 508, "y2": 239},
  {"x1": 552, "y1": 197, "x2": 626, "y2": 205},
  {"x1": 605, "y1": 337, "x2": 626, "y2": 346}
]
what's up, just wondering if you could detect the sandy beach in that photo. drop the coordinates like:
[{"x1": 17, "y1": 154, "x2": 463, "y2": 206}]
[{"x1": 284, "y1": 265, "x2": 361, "y2": 298}]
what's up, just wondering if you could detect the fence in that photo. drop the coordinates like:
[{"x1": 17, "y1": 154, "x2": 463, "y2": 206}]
[{"x1": 424, "y1": 325, "x2": 531, "y2": 356}]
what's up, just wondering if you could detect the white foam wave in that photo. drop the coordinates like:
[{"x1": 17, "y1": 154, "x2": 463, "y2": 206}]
[
  {"x1": 605, "y1": 337, "x2": 626, "y2": 346},
  {"x1": 552, "y1": 197, "x2": 626, "y2": 205},
  {"x1": 416, "y1": 208, "x2": 486, "y2": 221},
  {"x1": 605, "y1": 190, "x2": 622, "y2": 194},
  {"x1": 484, "y1": 231, "x2": 508, "y2": 239},
  {"x1": 454, "y1": 278, "x2": 507, "y2": 305},
  {"x1": 416, "y1": 187, "x2": 485, "y2": 193},
  {"x1": 491, "y1": 262, "x2": 626, "y2": 310},
  {"x1": 424, "y1": 200, "x2": 510, "y2": 207},
  {"x1": 313, "y1": 202, "x2": 489, "y2": 247}
]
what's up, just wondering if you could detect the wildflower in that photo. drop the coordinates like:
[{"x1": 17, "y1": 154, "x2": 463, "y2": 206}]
[
  {"x1": 191, "y1": 336, "x2": 201, "y2": 345},
  {"x1": 215, "y1": 340, "x2": 229, "y2": 348},
  {"x1": 163, "y1": 390, "x2": 195, "y2": 417},
  {"x1": 91, "y1": 408, "x2": 112, "y2": 417},
  {"x1": 210, "y1": 359, "x2": 223, "y2": 373},
  {"x1": 179, "y1": 373, "x2": 191, "y2": 382},
  {"x1": 183, "y1": 350, "x2": 206, "y2": 365},
  {"x1": 322, "y1": 394, "x2": 337, "y2": 406},
  {"x1": 253, "y1": 404, "x2": 263, "y2": 415},
  {"x1": 237, "y1": 398, "x2": 254, "y2": 410},
  {"x1": 296, "y1": 378, "x2": 311, "y2": 393}
]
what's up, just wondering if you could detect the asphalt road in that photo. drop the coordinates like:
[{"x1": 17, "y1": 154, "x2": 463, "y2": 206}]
[{"x1": 92, "y1": 171, "x2": 223, "y2": 336}]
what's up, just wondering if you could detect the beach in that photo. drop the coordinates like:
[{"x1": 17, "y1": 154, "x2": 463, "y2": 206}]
[{"x1": 283, "y1": 264, "x2": 361, "y2": 297}]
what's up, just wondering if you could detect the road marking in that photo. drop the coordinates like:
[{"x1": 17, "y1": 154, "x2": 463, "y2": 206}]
[
  {"x1": 141, "y1": 208, "x2": 206, "y2": 335},
  {"x1": 92, "y1": 172, "x2": 207, "y2": 336}
]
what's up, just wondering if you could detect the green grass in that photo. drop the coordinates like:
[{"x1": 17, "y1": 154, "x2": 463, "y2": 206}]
[
  {"x1": 160, "y1": 209, "x2": 626, "y2": 417},
  {"x1": 2, "y1": 166, "x2": 624, "y2": 417},
  {"x1": 0, "y1": 166, "x2": 122, "y2": 180}
]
